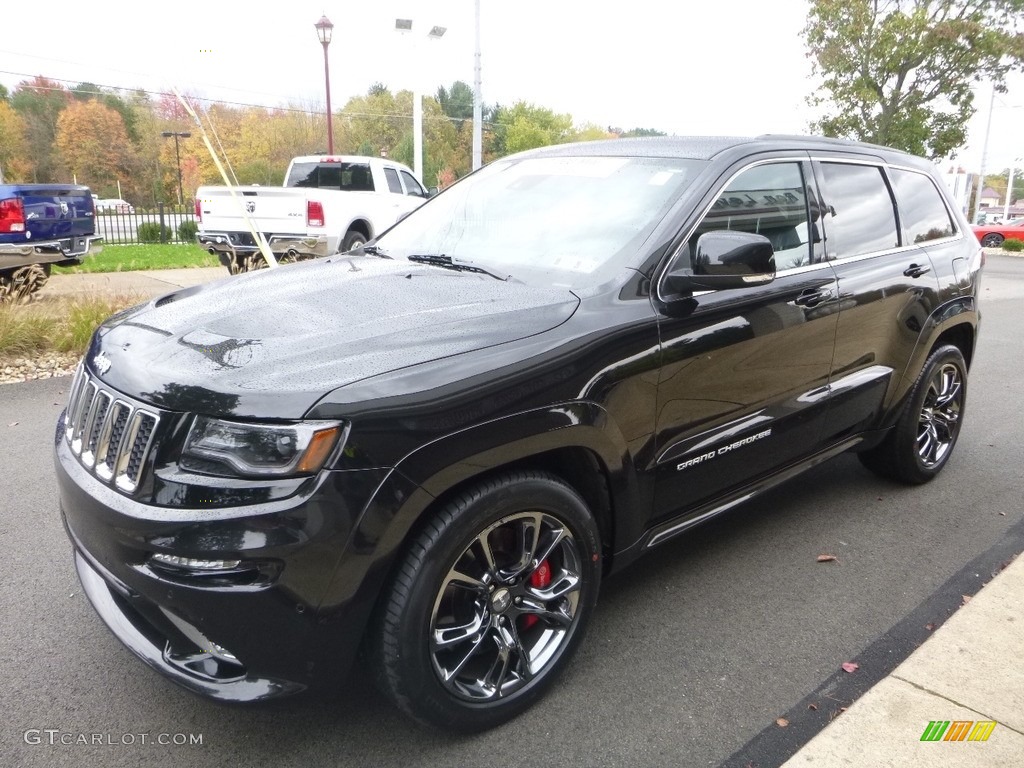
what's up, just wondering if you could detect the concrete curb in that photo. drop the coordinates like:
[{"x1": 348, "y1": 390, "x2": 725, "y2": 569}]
[{"x1": 782, "y1": 554, "x2": 1024, "y2": 767}]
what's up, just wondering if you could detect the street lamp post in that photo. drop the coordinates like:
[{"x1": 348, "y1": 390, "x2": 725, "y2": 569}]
[
  {"x1": 396, "y1": 19, "x2": 446, "y2": 183},
  {"x1": 315, "y1": 15, "x2": 335, "y2": 154},
  {"x1": 160, "y1": 131, "x2": 191, "y2": 206},
  {"x1": 1003, "y1": 159, "x2": 1020, "y2": 223}
]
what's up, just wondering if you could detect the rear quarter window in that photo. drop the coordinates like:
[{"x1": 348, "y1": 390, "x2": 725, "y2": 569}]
[{"x1": 889, "y1": 168, "x2": 956, "y2": 243}]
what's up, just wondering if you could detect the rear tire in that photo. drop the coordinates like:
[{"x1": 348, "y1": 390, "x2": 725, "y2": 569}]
[
  {"x1": 858, "y1": 345, "x2": 967, "y2": 484},
  {"x1": 980, "y1": 233, "x2": 1004, "y2": 248},
  {"x1": 340, "y1": 230, "x2": 367, "y2": 252},
  {"x1": 371, "y1": 471, "x2": 602, "y2": 732}
]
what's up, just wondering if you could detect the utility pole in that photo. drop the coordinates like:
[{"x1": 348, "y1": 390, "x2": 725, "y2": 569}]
[{"x1": 971, "y1": 84, "x2": 996, "y2": 223}]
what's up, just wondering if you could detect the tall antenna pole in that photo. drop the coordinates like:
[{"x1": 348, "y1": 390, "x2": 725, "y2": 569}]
[{"x1": 472, "y1": 0, "x2": 483, "y2": 171}]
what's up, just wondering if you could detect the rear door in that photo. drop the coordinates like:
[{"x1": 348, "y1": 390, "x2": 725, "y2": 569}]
[
  {"x1": 651, "y1": 156, "x2": 840, "y2": 522},
  {"x1": 811, "y1": 155, "x2": 943, "y2": 442}
]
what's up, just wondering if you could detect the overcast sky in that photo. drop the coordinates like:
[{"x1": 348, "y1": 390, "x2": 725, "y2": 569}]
[{"x1": 2, "y1": 0, "x2": 1022, "y2": 172}]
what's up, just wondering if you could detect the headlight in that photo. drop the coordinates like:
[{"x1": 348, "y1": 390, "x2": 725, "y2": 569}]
[{"x1": 181, "y1": 417, "x2": 345, "y2": 478}]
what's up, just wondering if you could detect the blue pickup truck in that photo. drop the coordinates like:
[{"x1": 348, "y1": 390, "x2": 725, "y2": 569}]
[{"x1": 0, "y1": 184, "x2": 102, "y2": 303}]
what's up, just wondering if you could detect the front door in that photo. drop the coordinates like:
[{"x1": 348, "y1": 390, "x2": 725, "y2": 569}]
[{"x1": 651, "y1": 158, "x2": 839, "y2": 524}]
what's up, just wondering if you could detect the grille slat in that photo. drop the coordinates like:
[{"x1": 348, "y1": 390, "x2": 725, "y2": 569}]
[{"x1": 64, "y1": 368, "x2": 160, "y2": 494}]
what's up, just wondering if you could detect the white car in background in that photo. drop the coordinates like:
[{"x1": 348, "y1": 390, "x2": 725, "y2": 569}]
[{"x1": 94, "y1": 198, "x2": 135, "y2": 214}]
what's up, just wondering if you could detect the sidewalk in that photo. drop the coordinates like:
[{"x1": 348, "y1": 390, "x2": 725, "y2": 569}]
[
  {"x1": 782, "y1": 553, "x2": 1024, "y2": 767},
  {"x1": 45, "y1": 266, "x2": 227, "y2": 299}
]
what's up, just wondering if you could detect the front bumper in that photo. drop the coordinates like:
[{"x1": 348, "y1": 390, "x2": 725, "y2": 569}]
[
  {"x1": 54, "y1": 409, "x2": 411, "y2": 702},
  {"x1": 0, "y1": 235, "x2": 102, "y2": 270}
]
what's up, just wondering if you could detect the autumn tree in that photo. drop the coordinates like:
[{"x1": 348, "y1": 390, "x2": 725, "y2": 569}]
[
  {"x1": 0, "y1": 102, "x2": 33, "y2": 181},
  {"x1": 804, "y1": 0, "x2": 1024, "y2": 158},
  {"x1": 55, "y1": 100, "x2": 133, "y2": 191}
]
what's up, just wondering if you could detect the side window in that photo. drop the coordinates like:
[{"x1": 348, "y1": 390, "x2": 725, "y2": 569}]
[
  {"x1": 889, "y1": 168, "x2": 956, "y2": 243},
  {"x1": 400, "y1": 170, "x2": 427, "y2": 198},
  {"x1": 692, "y1": 162, "x2": 812, "y2": 271},
  {"x1": 817, "y1": 163, "x2": 899, "y2": 259},
  {"x1": 383, "y1": 167, "x2": 404, "y2": 194}
]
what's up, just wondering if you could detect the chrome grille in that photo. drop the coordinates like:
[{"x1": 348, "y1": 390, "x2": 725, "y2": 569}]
[{"x1": 64, "y1": 364, "x2": 160, "y2": 494}]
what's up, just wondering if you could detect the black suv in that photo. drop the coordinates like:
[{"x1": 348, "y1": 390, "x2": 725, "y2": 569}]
[{"x1": 54, "y1": 136, "x2": 982, "y2": 731}]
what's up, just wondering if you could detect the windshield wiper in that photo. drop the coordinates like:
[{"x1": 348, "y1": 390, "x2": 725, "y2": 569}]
[
  {"x1": 360, "y1": 244, "x2": 391, "y2": 259},
  {"x1": 407, "y1": 254, "x2": 510, "y2": 281}
]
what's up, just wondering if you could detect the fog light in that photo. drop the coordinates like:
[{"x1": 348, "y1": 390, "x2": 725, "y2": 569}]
[{"x1": 150, "y1": 553, "x2": 242, "y2": 571}]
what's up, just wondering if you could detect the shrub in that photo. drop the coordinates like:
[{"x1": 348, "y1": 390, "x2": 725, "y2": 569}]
[
  {"x1": 177, "y1": 220, "x2": 199, "y2": 242},
  {"x1": 137, "y1": 222, "x2": 171, "y2": 243},
  {"x1": 1000, "y1": 237, "x2": 1023, "y2": 252}
]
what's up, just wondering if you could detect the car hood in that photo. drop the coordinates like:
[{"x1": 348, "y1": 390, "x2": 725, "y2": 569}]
[{"x1": 91, "y1": 256, "x2": 579, "y2": 419}]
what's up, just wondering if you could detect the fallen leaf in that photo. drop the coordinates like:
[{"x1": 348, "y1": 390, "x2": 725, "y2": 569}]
[
  {"x1": 807, "y1": 703, "x2": 818, "y2": 711},
  {"x1": 776, "y1": 718, "x2": 789, "y2": 728},
  {"x1": 841, "y1": 662, "x2": 859, "y2": 674},
  {"x1": 7, "y1": 421, "x2": 18, "y2": 427},
  {"x1": 817, "y1": 554, "x2": 838, "y2": 563},
  {"x1": 962, "y1": 594, "x2": 972, "y2": 605},
  {"x1": 925, "y1": 623, "x2": 935, "y2": 631}
]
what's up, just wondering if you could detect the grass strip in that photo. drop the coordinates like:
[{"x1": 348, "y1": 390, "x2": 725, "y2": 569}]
[{"x1": 53, "y1": 244, "x2": 218, "y2": 274}]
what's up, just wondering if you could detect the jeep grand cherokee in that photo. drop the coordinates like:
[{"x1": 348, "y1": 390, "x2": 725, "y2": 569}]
[{"x1": 54, "y1": 136, "x2": 982, "y2": 731}]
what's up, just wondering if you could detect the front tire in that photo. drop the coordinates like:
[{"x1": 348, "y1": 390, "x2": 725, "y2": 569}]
[
  {"x1": 372, "y1": 471, "x2": 602, "y2": 732},
  {"x1": 859, "y1": 345, "x2": 967, "y2": 484},
  {"x1": 980, "y1": 233, "x2": 1004, "y2": 248}
]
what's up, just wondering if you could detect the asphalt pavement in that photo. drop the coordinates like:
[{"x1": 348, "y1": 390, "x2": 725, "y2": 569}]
[{"x1": 1, "y1": 254, "x2": 1022, "y2": 768}]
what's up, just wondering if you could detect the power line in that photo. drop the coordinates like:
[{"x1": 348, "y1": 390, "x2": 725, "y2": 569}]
[{"x1": 0, "y1": 69, "x2": 497, "y2": 127}]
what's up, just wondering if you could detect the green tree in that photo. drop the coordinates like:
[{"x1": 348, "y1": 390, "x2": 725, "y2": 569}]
[
  {"x1": 573, "y1": 123, "x2": 614, "y2": 142},
  {"x1": 436, "y1": 81, "x2": 474, "y2": 127},
  {"x1": 492, "y1": 102, "x2": 574, "y2": 156},
  {"x1": 11, "y1": 77, "x2": 69, "y2": 182},
  {"x1": 621, "y1": 127, "x2": 667, "y2": 137},
  {"x1": 804, "y1": 0, "x2": 1024, "y2": 158}
]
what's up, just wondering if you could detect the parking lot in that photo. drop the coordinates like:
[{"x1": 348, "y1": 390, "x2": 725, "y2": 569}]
[{"x1": 1, "y1": 254, "x2": 1022, "y2": 768}]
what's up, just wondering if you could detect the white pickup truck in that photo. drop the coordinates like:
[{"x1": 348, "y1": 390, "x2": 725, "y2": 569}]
[{"x1": 195, "y1": 155, "x2": 430, "y2": 273}]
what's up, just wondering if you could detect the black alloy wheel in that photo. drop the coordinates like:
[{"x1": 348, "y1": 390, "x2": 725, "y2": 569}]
[
  {"x1": 980, "y1": 233, "x2": 1004, "y2": 248},
  {"x1": 858, "y1": 344, "x2": 967, "y2": 484},
  {"x1": 371, "y1": 471, "x2": 602, "y2": 732}
]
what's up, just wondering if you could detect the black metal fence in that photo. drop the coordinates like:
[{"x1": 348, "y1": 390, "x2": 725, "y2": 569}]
[{"x1": 95, "y1": 203, "x2": 198, "y2": 246}]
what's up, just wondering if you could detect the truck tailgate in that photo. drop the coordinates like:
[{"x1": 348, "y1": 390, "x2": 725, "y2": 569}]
[
  {"x1": 197, "y1": 187, "x2": 308, "y2": 233},
  {"x1": 0, "y1": 185, "x2": 95, "y2": 242}
]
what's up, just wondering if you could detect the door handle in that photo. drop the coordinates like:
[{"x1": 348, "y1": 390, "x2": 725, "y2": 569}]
[
  {"x1": 794, "y1": 287, "x2": 834, "y2": 308},
  {"x1": 904, "y1": 263, "x2": 931, "y2": 278}
]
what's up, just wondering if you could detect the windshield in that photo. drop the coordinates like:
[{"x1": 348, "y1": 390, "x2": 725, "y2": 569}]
[{"x1": 375, "y1": 155, "x2": 705, "y2": 288}]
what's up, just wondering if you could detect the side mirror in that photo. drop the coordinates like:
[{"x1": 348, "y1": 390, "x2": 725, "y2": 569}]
[
  {"x1": 427, "y1": 186, "x2": 440, "y2": 198},
  {"x1": 665, "y1": 231, "x2": 776, "y2": 293}
]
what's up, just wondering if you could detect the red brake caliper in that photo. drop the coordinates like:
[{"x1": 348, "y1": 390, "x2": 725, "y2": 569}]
[{"x1": 522, "y1": 560, "x2": 551, "y2": 631}]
